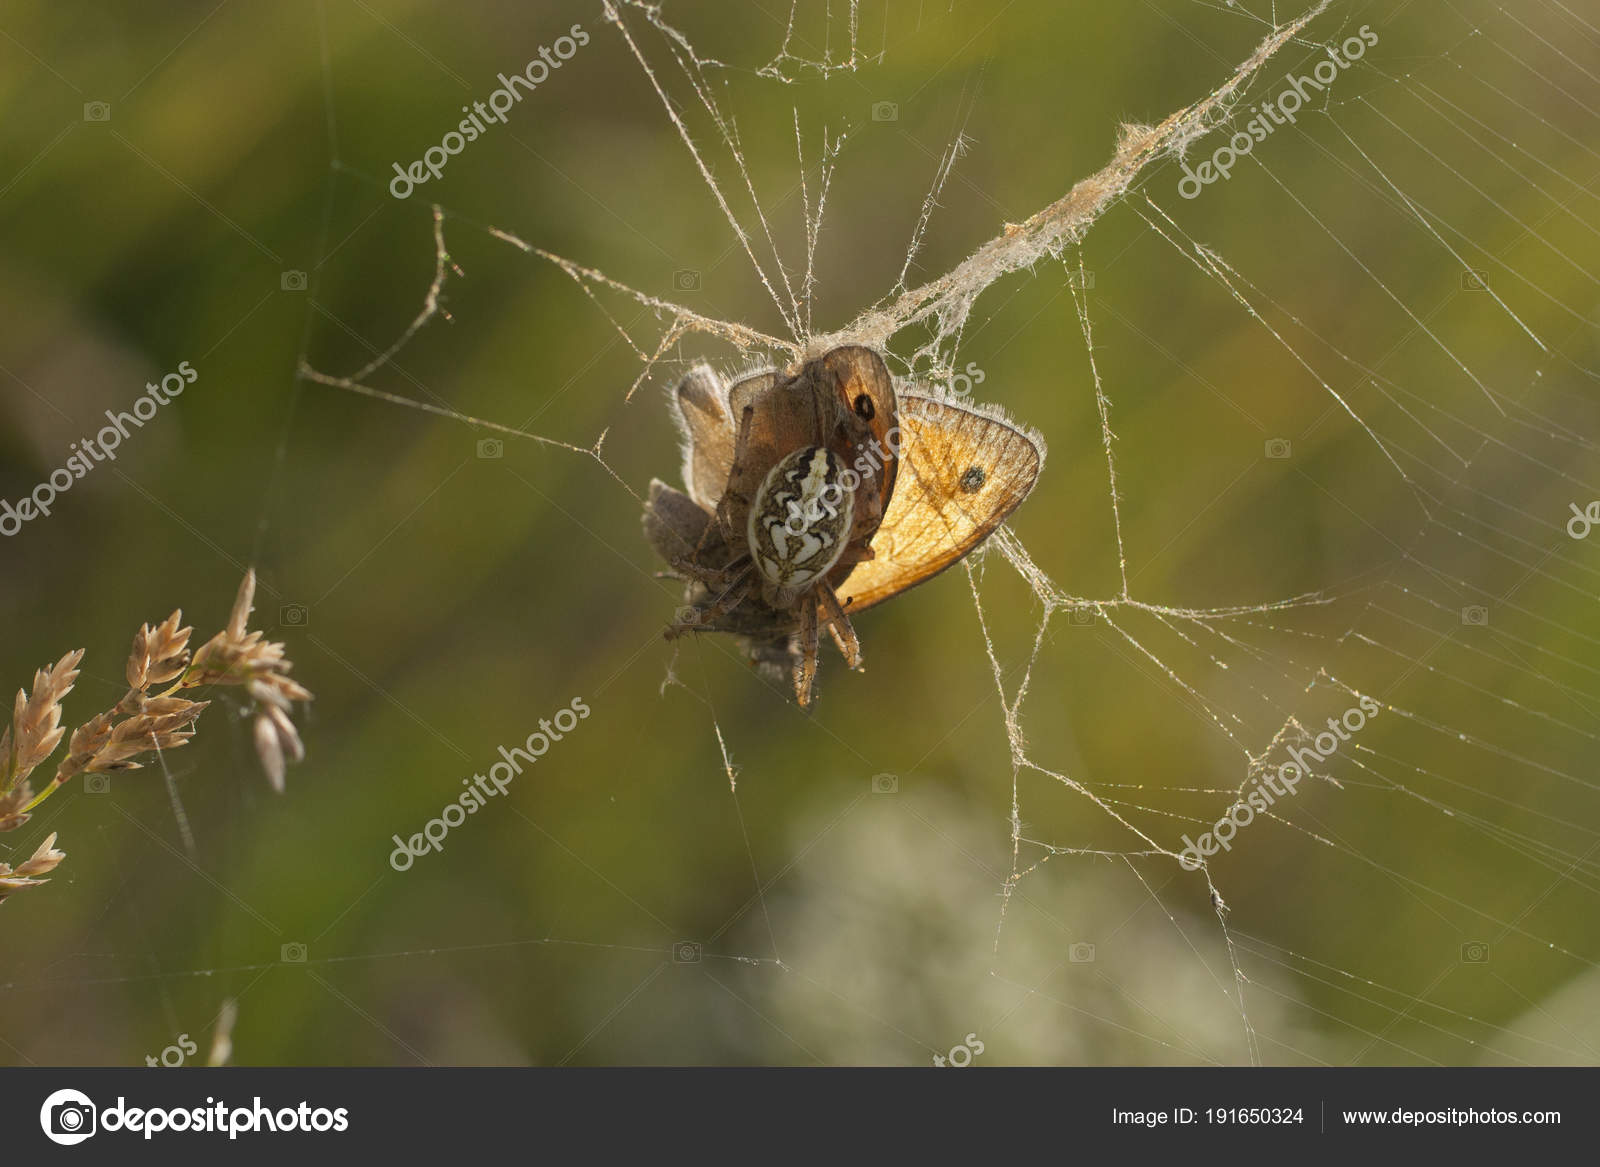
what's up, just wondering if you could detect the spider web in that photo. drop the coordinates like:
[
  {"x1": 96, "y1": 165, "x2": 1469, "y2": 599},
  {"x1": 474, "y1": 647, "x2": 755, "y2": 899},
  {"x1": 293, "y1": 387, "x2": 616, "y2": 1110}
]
[
  {"x1": 284, "y1": 0, "x2": 1600, "y2": 1064},
  {"x1": 19, "y1": 0, "x2": 1591, "y2": 1067}
]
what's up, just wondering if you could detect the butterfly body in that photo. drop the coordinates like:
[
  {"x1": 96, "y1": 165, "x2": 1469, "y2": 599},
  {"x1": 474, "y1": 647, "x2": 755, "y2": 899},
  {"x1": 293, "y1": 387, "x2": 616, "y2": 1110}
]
[{"x1": 644, "y1": 345, "x2": 1044, "y2": 707}]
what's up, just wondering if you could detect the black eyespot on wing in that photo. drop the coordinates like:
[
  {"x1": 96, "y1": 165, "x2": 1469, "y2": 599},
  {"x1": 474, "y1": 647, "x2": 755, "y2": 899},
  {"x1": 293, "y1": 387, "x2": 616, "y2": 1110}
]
[
  {"x1": 960, "y1": 466, "x2": 986, "y2": 492},
  {"x1": 853, "y1": 393, "x2": 875, "y2": 421}
]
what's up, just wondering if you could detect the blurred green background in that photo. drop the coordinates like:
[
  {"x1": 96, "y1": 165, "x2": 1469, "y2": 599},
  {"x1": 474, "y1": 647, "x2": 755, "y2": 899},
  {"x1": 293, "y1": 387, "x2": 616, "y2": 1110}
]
[{"x1": 2, "y1": 0, "x2": 1597, "y2": 1065}]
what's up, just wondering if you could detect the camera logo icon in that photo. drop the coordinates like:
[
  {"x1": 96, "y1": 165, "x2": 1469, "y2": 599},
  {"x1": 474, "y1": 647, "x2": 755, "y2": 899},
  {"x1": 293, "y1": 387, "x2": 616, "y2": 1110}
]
[
  {"x1": 871, "y1": 773, "x2": 898, "y2": 794},
  {"x1": 1461, "y1": 269, "x2": 1490, "y2": 291},
  {"x1": 1460, "y1": 941, "x2": 1490, "y2": 963},
  {"x1": 40, "y1": 1088, "x2": 97, "y2": 1145},
  {"x1": 84, "y1": 774, "x2": 111, "y2": 794},
  {"x1": 1461, "y1": 605, "x2": 1489, "y2": 626},
  {"x1": 281, "y1": 941, "x2": 308, "y2": 963},
  {"x1": 1070, "y1": 607, "x2": 1096, "y2": 626},
  {"x1": 279, "y1": 603, "x2": 309, "y2": 628},
  {"x1": 476, "y1": 437, "x2": 504, "y2": 460},
  {"x1": 1264, "y1": 438, "x2": 1292, "y2": 459},
  {"x1": 674, "y1": 606, "x2": 701, "y2": 627},
  {"x1": 673, "y1": 941, "x2": 702, "y2": 963},
  {"x1": 1069, "y1": 942, "x2": 1096, "y2": 963},
  {"x1": 871, "y1": 101, "x2": 899, "y2": 121},
  {"x1": 672, "y1": 269, "x2": 701, "y2": 292},
  {"x1": 1066, "y1": 269, "x2": 1097, "y2": 291},
  {"x1": 83, "y1": 102, "x2": 111, "y2": 122},
  {"x1": 280, "y1": 270, "x2": 308, "y2": 292}
]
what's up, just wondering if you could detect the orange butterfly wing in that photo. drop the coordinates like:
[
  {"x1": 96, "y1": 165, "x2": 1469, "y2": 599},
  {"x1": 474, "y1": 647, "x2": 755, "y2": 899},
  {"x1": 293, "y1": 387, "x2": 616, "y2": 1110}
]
[{"x1": 835, "y1": 393, "x2": 1045, "y2": 613}]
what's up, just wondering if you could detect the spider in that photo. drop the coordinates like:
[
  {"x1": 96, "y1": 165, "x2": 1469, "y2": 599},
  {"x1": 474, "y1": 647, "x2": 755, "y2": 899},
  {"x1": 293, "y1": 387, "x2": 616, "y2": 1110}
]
[
  {"x1": 645, "y1": 345, "x2": 1046, "y2": 709},
  {"x1": 643, "y1": 345, "x2": 899, "y2": 707}
]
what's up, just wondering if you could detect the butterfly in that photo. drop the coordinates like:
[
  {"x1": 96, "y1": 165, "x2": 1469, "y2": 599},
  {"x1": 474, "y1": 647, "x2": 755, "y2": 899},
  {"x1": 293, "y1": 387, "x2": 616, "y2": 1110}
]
[{"x1": 644, "y1": 345, "x2": 1044, "y2": 707}]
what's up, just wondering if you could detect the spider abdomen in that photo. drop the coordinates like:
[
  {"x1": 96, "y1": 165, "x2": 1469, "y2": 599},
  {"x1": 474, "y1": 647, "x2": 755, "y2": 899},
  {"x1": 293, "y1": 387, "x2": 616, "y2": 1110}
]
[{"x1": 748, "y1": 445, "x2": 855, "y2": 608}]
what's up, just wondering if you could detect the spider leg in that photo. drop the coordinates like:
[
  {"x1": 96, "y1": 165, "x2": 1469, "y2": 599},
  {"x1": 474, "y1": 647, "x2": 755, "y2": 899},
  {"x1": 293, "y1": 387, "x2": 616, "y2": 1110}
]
[
  {"x1": 668, "y1": 561, "x2": 754, "y2": 637},
  {"x1": 816, "y1": 583, "x2": 863, "y2": 670},
  {"x1": 834, "y1": 544, "x2": 877, "y2": 567},
  {"x1": 671, "y1": 552, "x2": 750, "y2": 591},
  {"x1": 810, "y1": 371, "x2": 834, "y2": 445},
  {"x1": 793, "y1": 596, "x2": 820, "y2": 708},
  {"x1": 715, "y1": 404, "x2": 759, "y2": 540}
]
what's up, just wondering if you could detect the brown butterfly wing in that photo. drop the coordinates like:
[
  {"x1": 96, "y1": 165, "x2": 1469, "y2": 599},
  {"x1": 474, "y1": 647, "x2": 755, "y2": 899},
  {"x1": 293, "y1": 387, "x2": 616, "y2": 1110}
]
[
  {"x1": 675, "y1": 366, "x2": 776, "y2": 512},
  {"x1": 674, "y1": 366, "x2": 735, "y2": 511},
  {"x1": 835, "y1": 393, "x2": 1044, "y2": 613},
  {"x1": 718, "y1": 366, "x2": 839, "y2": 544},
  {"x1": 717, "y1": 353, "x2": 898, "y2": 547},
  {"x1": 726, "y1": 367, "x2": 826, "y2": 486},
  {"x1": 817, "y1": 345, "x2": 899, "y2": 547},
  {"x1": 644, "y1": 478, "x2": 723, "y2": 568}
]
